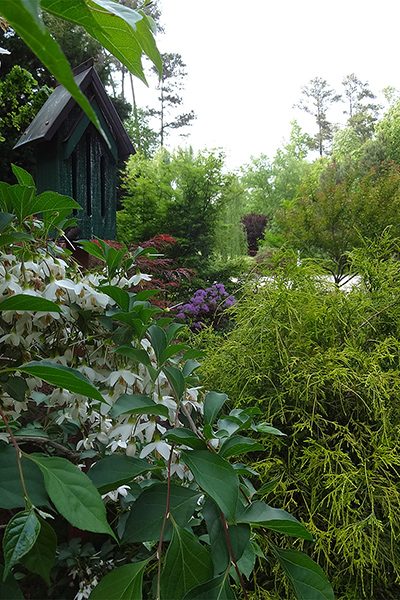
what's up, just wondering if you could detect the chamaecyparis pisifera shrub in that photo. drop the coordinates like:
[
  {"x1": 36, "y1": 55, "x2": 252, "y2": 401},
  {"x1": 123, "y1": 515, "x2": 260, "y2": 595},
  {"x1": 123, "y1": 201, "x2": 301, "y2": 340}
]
[
  {"x1": 201, "y1": 236, "x2": 400, "y2": 599},
  {"x1": 0, "y1": 167, "x2": 333, "y2": 600}
]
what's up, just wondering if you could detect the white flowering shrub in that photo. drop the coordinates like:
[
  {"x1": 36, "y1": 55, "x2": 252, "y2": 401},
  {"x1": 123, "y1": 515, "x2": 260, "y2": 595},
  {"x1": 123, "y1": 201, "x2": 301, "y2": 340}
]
[{"x1": 0, "y1": 167, "x2": 333, "y2": 600}]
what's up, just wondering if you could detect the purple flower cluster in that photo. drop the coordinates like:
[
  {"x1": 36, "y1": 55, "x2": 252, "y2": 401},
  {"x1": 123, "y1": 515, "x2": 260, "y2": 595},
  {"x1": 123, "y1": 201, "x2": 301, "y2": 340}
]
[{"x1": 176, "y1": 283, "x2": 235, "y2": 330}]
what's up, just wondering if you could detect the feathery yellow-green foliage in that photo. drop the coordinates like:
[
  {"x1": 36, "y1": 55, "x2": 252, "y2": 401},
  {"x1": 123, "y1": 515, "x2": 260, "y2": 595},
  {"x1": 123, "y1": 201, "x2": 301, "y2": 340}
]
[{"x1": 201, "y1": 236, "x2": 400, "y2": 599}]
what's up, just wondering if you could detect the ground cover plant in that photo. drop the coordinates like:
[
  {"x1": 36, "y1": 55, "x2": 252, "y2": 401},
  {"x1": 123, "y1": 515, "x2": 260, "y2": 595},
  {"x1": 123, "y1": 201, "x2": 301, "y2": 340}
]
[
  {"x1": 201, "y1": 239, "x2": 400, "y2": 599},
  {"x1": 0, "y1": 169, "x2": 334, "y2": 599}
]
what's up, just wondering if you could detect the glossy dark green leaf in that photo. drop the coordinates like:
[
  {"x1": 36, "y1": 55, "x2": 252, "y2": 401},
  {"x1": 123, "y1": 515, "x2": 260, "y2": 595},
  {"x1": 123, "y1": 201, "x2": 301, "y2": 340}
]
[
  {"x1": 123, "y1": 483, "x2": 200, "y2": 543},
  {"x1": 115, "y1": 345, "x2": 152, "y2": 368},
  {"x1": 159, "y1": 343, "x2": 188, "y2": 364},
  {"x1": 273, "y1": 547, "x2": 334, "y2": 600},
  {"x1": 0, "y1": 445, "x2": 48, "y2": 509},
  {"x1": 0, "y1": 294, "x2": 61, "y2": 313},
  {"x1": 98, "y1": 286, "x2": 130, "y2": 311},
  {"x1": 0, "y1": 1, "x2": 101, "y2": 130},
  {"x1": 163, "y1": 365, "x2": 186, "y2": 400},
  {"x1": 238, "y1": 501, "x2": 313, "y2": 540},
  {"x1": 3, "y1": 510, "x2": 41, "y2": 579},
  {"x1": 22, "y1": 518, "x2": 56, "y2": 584},
  {"x1": 182, "y1": 573, "x2": 236, "y2": 600},
  {"x1": 18, "y1": 361, "x2": 104, "y2": 402},
  {"x1": 160, "y1": 523, "x2": 213, "y2": 600},
  {"x1": 252, "y1": 423, "x2": 286, "y2": 436},
  {"x1": 181, "y1": 450, "x2": 239, "y2": 521},
  {"x1": 88, "y1": 454, "x2": 154, "y2": 494},
  {"x1": 204, "y1": 392, "x2": 228, "y2": 426},
  {"x1": 110, "y1": 394, "x2": 168, "y2": 419},
  {"x1": 26, "y1": 454, "x2": 114, "y2": 537},
  {"x1": 183, "y1": 359, "x2": 201, "y2": 378},
  {"x1": 219, "y1": 435, "x2": 263, "y2": 459},
  {"x1": 3, "y1": 376, "x2": 28, "y2": 402},
  {"x1": 203, "y1": 498, "x2": 250, "y2": 576},
  {"x1": 90, "y1": 560, "x2": 148, "y2": 600},
  {"x1": 0, "y1": 566, "x2": 23, "y2": 599},
  {"x1": 162, "y1": 428, "x2": 207, "y2": 450}
]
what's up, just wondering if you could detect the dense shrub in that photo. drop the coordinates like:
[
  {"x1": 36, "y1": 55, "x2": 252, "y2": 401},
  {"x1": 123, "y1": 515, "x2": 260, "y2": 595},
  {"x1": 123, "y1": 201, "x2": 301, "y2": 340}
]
[
  {"x1": 201, "y1": 237, "x2": 400, "y2": 599},
  {"x1": 241, "y1": 214, "x2": 268, "y2": 255}
]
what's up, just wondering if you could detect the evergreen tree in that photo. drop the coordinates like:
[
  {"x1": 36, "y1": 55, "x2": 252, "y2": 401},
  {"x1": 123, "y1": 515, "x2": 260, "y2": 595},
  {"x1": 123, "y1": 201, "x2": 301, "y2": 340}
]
[
  {"x1": 296, "y1": 77, "x2": 341, "y2": 156},
  {"x1": 342, "y1": 73, "x2": 381, "y2": 141}
]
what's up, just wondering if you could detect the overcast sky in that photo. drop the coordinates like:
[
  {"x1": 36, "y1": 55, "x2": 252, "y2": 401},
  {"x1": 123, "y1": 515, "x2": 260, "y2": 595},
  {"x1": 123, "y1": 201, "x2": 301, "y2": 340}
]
[{"x1": 132, "y1": 0, "x2": 400, "y2": 169}]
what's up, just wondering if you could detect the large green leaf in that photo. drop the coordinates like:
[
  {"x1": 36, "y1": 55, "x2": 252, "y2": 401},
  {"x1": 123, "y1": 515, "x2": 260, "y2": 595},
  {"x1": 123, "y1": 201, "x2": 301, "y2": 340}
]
[
  {"x1": 3, "y1": 510, "x2": 41, "y2": 579},
  {"x1": 123, "y1": 483, "x2": 200, "y2": 543},
  {"x1": 203, "y1": 499, "x2": 250, "y2": 576},
  {"x1": 18, "y1": 361, "x2": 104, "y2": 402},
  {"x1": 147, "y1": 324, "x2": 167, "y2": 363},
  {"x1": 26, "y1": 454, "x2": 114, "y2": 537},
  {"x1": 22, "y1": 518, "x2": 56, "y2": 585},
  {"x1": 0, "y1": 1, "x2": 101, "y2": 130},
  {"x1": 0, "y1": 294, "x2": 61, "y2": 313},
  {"x1": 273, "y1": 547, "x2": 334, "y2": 600},
  {"x1": 162, "y1": 428, "x2": 207, "y2": 450},
  {"x1": 88, "y1": 454, "x2": 153, "y2": 494},
  {"x1": 219, "y1": 435, "x2": 263, "y2": 459},
  {"x1": 0, "y1": 566, "x2": 23, "y2": 599},
  {"x1": 182, "y1": 573, "x2": 236, "y2": 600},
  {"x1": 90, "y1": 560, "x2": 148, "y2": 600},
  {"x1": 204, "y1": 392, "x2": 228, "y2": 426},
  {"x1": 160, "y1": 523, "x2": 213, "y2": 600},
  {"x1": 43, "y1": 0, "x2": 161, "y2": 82},
  {"x1": 99, "y1": 287, "x2": 130, "y2": 312},
  {"x1": 238, "y1": 501, "x2": 313, "y2": 540},
  {"x1": 115, "y1": 345, "x2": 152, "y2": 369},
  {"x1": 0, "y1": 212, "x2": 14, "y2": 232},
  {"x1": 181, "y1": 450, "x2": 239, "y2": 522},
  {"x1": 0, "y1": 445, "x2": 48, "y2": 509},
  {"x1": 110, "y1": 394, "x2": 169, "y2": 419}
]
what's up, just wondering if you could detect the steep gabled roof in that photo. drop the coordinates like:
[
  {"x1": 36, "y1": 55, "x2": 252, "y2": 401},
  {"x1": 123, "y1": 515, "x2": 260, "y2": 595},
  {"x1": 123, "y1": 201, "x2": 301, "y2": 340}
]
[{"x1": 14, "y1": 60, "x2": 134, "y2": 158}]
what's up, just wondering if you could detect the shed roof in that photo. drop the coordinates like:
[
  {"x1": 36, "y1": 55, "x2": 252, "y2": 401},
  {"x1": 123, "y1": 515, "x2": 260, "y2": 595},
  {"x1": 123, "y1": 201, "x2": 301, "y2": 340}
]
[{"x1": 14, "y1": 60, "x2": 135, "y2": 158}]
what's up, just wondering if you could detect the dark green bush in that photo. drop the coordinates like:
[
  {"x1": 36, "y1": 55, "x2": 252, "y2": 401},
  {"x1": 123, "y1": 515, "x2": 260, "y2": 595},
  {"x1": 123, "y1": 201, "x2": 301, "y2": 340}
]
[{"x1": 201, "y1": 236, "x2": 400, "y2": 599}]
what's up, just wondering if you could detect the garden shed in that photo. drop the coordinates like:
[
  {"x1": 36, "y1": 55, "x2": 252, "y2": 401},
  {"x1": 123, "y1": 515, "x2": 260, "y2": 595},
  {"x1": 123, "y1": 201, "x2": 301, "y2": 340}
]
[{"x1": 14, "y1": 60, "x2": 135, "y2": 239}]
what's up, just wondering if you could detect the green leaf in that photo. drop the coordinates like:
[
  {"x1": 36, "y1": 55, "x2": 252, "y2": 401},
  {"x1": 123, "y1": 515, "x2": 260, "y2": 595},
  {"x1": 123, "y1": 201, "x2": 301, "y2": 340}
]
[
  {"x1": 88, "y1": 455, "x2": 154, "y2": 494},
  {"x1": 147, "y1": 324, "x2": 167, "y2": 363},
  {"x1": 110, "y1": 394, "x2": 168, "y2": 419},
  {"x1": 0, "y1": 294, "x2": 61, "y2": 313},
  {"x1": 203, "y1": 498, "x2": 250, "y2": 576},
  {"x1": 0, "y1": 1, "x2": 102, "y2": 131},
  {"x1": 252, "y1": 423, "x2": 286, "y2": 436},
  {"x1": 11, "y1": 164, "x2": 35, "y2": 188},
  {"x1": 115, "y1": 345, "x2": 152, "y2": 368},
  {"x1": 163, "y1": 365, "x2": 186, "y2": 400},
  {"x1": 98, "y1": 286, "x2": 130, "y2": 312},
  {"x1": 238, "y1": 501, "x2": 313, "y2": 540},
  {"x1": 3, "y1": 376, "x2": 28, "y2": 402},
  {"x1": 43, "y1": 0, "x2": 161, "y2": 82},
  {"x1": 0, "y1": 566, "x2": 23, "y2": 599},
  {"x1": 3, "y1": 510, "x2": 41, "y2": 579},
  {"x1": 219, "y1": 436, "x2": 263, "y2": 459},
  {"x1": 182, "y1": 573, "x2": 236, "y2": 600},
  {"x1": 0, "y1": 445, "x2": 48, "y2": 509},
  {"x1": 162, "y1": 428, "x2": 207, "y2": 450},
  {"x1": 26, "y1": 454, "x2": 114, "y2": 537},
  {"x1": 160, "y1": 523, "x2": 213, "y2": 600},
  {"x1": 123, "y1": 483, "x2": 200, "y2": 543},
  {"x1": 90, "y1": 560, "x2": 148, "y2": 600},
  {"x1": 272, "y1": 547, "x2": 334, "y2": 600},
  {"x1": 18, "y1": 361, "x2": 104, "y2": 402},
  {"x1": 159, "y1": 343, "x2": 188, "y2": 364},
  {"x1": 0, "y1": 212, "x2": 15, "y2": 232},
  {"x1": 22, "y1": 518, "x2": 56, "y2": 585},
  {"x1": 204, "y1": 392, "x2": 228, "y2": 426},
  {"x1": 181, "y1": 450, "x2": 239, "y2": 522}
]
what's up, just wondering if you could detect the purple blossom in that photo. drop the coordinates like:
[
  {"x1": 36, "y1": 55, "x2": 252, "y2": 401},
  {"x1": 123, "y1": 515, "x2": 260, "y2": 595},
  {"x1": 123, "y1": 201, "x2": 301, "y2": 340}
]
[{"x1": 174, "y1": 283, "x2": 236, "y2": 331}]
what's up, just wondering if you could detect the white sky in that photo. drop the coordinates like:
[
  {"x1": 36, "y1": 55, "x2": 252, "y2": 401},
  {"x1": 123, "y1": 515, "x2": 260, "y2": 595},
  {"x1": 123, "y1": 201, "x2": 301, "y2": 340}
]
[{"x1": 132, "y1": 0, "x2": 400, "y2": 169}]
